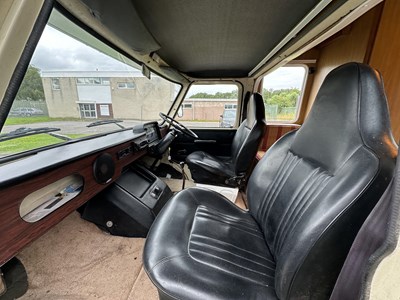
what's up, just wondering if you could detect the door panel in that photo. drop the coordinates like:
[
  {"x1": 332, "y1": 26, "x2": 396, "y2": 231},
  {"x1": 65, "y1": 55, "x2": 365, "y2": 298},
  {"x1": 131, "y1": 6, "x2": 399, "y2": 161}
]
[{"x1": 170, "y1": 129, "x2": 236, "y2": 162}]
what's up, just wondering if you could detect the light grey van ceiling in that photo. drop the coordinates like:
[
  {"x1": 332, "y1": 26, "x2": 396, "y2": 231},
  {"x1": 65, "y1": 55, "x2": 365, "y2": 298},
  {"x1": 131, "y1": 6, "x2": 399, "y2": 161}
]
[{"x1": 131, "y1": 0, "x2": 320, "y2": 77}]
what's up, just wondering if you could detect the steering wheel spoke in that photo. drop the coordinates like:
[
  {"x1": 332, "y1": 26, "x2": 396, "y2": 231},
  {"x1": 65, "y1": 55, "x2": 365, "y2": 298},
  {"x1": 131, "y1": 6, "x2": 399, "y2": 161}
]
[{"x1": 159, "y1": 112, "x2": 198, "y2": 139}]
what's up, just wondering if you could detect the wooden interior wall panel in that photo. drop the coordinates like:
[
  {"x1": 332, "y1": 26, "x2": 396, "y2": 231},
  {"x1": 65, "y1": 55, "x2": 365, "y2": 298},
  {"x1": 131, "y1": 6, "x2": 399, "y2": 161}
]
[
  {"x1": 256, "y1": 124, "x2": 300, "y2": 160},
  {"x1": 369, "y1": 0, "x2": 400, "y2": 141},
  {"x1": 0, "y1": 142, "x2": 146, "y2": 266},
  {"x1": 305, "y1": 7, "x2": 381, "y2": 114}
]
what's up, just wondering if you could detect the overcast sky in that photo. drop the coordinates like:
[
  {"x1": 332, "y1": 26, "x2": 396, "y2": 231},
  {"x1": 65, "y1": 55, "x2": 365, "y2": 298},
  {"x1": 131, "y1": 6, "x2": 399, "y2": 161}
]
[
  {"x1": 32, "y1": 25, "x2": 306, "y2": 94},
  {"x1": 263, "y1": 66, "x2": 306, "y2": 90},
  {"x1": 31, "y1": 26, "x2": 134, "y2": 72}
]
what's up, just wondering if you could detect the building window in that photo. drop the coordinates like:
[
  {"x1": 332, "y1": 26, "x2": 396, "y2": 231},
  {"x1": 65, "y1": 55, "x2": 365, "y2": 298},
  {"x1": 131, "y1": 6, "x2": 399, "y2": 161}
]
[
  {"x1": 183, "y1": 103, "x2": 193, "y2": 109},
  {"x1": 51, "y1": 78, "x2": 60, "y2": 90},
  {"x1": 79, "y1": 103, "x2": 96, "y2": 118},
  {"x1": 101, "y1": 78, "x2": 110, "y2": 84},
  {"x1": 224, "y1": 104, "x2": 237, "y2": 109},
  {"x1": 76, "y1": 77, "x2": 110, "y2": 85},
  {"x1": 117, "y1": 82, "x2": 135, "y2": 89}
]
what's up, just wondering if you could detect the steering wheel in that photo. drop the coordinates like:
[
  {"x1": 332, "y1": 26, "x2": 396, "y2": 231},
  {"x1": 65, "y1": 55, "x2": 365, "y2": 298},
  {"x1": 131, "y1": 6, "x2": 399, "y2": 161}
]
[{"x1": 159, "y1": 112, "x2": 198, "y2": 139}]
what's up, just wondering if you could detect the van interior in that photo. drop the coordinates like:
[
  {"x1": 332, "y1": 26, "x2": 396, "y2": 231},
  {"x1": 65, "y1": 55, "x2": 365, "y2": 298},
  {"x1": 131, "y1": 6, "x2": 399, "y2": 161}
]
[{"x1": 1, "y1": 0, "x2": 400, "y2": 299}]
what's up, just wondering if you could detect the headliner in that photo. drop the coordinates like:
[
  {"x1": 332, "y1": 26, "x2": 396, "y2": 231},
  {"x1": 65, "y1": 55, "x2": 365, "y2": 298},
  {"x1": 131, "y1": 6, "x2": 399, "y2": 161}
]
[{"x1": 131, "y1": 0, "x2": 320, "y2": 78}]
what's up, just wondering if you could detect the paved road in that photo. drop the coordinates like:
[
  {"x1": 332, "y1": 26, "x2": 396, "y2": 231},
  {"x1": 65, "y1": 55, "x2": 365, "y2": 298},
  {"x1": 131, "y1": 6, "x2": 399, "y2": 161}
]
[{"x1": 183, "y1": 121, "x2": 219, "y2": 128}]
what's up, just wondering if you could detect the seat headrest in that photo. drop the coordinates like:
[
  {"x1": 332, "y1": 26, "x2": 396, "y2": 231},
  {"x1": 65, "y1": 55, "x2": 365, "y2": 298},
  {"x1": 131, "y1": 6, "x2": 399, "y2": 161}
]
[
  {"x1": 246, "y1": 92, "x2": 266, "y2": 127},
  {"x1": 291, "y1": 62, "x2": 396, "y2": 173}
]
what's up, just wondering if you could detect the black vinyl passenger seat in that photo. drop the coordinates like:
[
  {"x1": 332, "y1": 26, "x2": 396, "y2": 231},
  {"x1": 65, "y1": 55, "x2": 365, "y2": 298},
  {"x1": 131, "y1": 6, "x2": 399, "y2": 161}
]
[
  {"x1": 186, "y1": 92, "x2": 266, "y2": 187},
  {"x1": 143, "y1": 63, "x2": 397, "y2": 299}
]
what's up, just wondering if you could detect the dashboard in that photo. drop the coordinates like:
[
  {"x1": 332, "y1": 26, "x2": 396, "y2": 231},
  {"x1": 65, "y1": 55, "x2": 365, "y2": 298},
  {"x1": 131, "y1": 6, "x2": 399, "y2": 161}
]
[
  {"x1": 0, "y1": 125, "x2": 165, "y2": 266},
  {"x1": 133, "y1": 121, "x2": 162, "y2": 146},
  {"x1": 144, "y1": 122, "x2": 161, "y2": 145}
]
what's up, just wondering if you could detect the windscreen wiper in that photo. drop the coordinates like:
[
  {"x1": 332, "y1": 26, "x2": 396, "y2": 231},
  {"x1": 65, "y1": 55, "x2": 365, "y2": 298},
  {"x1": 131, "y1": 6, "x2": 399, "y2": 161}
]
[
  {"x1": 87, "y1": 119, "x2": 125, "y2": 129},
  {"x1": 48, "y1": 132, "x2": 73, "y2": 141},
  {"x1": 0, "y1": 127, "x2": 63, "y2": 142}
]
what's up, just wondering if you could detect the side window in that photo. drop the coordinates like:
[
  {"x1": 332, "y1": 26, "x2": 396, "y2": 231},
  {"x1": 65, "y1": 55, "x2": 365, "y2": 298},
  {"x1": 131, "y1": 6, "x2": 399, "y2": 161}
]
[
  {"x1": 179, "y1": 84, "x2": 239, "y2": 128},
  {"x1": 262, "y1": 66, "x2": 307, "y2": 122}
]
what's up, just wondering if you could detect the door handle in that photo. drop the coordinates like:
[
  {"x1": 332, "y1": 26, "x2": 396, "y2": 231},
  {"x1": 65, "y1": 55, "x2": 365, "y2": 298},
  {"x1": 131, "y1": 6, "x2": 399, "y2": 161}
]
[
  {"x1": 177, "y1": 149, "x2": 187, "y2": 155},
  {"x1": 194, "y1": 139, "x2": 217, "y2": 143}
]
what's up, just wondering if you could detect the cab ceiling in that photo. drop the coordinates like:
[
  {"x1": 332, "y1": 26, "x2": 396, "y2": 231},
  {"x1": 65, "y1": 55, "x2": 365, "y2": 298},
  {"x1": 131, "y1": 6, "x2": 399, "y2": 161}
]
[{"x1": 79, "y1": 0, "x2": 320, "y2": 78}]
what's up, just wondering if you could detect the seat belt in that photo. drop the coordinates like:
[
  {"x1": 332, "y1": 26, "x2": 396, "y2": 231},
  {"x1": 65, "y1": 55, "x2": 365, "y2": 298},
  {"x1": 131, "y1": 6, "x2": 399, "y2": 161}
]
[
  {"x1": 0, "y1": 269, "x2": 5, "y2": 296},
  {"x1": 330, "y1": 155, "x2": 400, "y2": 300}
]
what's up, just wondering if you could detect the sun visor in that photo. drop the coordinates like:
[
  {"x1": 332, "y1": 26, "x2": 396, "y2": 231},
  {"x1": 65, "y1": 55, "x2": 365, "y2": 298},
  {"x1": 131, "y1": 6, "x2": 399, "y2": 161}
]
[
  {"x1": 159, "y1": 67, "x2": 189, "y2": 84},
  {"x1": 80, "y1": 0, "x2": 160, "y2": 54}
]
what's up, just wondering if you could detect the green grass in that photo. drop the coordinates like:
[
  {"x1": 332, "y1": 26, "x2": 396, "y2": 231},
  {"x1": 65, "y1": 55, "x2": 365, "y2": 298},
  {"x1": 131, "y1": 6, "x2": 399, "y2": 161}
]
[
  {"x1": 275, "y1": 113, "x2": 296, "y2": 121},
  {"x1": 5, "y1": 116, "x2": 82, "y2": 126},
  {"x1": 0, "y1": 134, "x2": 87, "y2": 155},
  {"x1": 266, "y1": 113, "x2": 296, "y2": 121}
]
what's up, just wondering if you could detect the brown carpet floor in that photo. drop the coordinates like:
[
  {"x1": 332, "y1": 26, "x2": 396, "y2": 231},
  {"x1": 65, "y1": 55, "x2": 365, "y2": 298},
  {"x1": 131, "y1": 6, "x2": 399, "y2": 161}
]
[{"x1": 17, "y1": 212, "x2": 158, "y2": 300}]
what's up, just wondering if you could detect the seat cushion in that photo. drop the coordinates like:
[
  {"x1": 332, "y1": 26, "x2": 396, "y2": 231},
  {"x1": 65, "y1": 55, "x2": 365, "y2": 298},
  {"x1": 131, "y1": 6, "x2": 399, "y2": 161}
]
[
  {"x1": 144, "y1": 187, "x2": 278, "y2": 300},
  {"x1": 186, "y1": 151, "x2": 235, "y2": 185}
]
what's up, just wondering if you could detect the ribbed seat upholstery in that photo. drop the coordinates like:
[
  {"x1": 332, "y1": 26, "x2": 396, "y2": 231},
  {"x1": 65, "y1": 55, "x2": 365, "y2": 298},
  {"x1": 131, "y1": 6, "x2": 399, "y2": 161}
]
[{"x1": 143, "y1": 63, "x2": 397, "y2": 299}]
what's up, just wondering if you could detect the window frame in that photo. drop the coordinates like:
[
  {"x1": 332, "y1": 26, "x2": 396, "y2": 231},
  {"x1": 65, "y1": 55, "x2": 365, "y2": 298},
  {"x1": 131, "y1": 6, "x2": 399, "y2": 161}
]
[
  {"x1": 117, "y1": 82, "x2": 136, "y2": 89},
  {"x1": 51, "y1": 78, "x2": 61, "y2": 90},
  {"x1": 78, "y1": 102, "x2": 97, "y2": 119},
  {"x1": 224, "y1": 104, "x2": 237, "y2": 110},
  {"x1": 76, "y1": 77, "x2": 110, "y2": 86},
  {"x1": 260, "y1": 64, "x2": 308, "y2": 124}
]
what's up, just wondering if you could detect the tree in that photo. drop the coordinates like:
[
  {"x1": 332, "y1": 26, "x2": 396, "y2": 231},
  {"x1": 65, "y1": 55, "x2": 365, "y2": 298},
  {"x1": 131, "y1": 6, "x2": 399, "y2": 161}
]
[
  {"x1": 189, "y1": 90, "x2": 238, "y2": 99},
  {"x1": 16, "y1": 65, "x2": 45, "y2": 101},
  {"x1": 262, "y1": 87, "x2": 300, "y2": 112}
]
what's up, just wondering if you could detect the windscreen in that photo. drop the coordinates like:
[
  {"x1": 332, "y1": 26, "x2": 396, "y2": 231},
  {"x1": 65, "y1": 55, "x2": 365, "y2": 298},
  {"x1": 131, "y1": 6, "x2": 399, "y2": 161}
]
[{"x1": 0, "y1": 9, "x2": 181, "y2": 159}]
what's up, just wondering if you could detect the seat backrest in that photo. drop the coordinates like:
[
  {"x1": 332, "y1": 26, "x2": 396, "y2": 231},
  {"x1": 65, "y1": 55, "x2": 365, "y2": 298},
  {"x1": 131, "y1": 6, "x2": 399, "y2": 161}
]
[
  {"x1": 246, "y1": 63, "x2": 397, "y2": 299},
  {"x1": 230, "y1": 92, "x2": 266, "y2": 175}
]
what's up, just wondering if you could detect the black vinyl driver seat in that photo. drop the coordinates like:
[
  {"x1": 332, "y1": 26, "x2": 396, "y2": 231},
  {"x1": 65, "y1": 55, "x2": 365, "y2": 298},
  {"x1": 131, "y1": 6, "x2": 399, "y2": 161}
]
[
  {"x1": 186, "y1": 92, "x2": 266, "y2": 186},
  {"x1": 143, "y1": 63, "x2": 397, "y2": 299}
]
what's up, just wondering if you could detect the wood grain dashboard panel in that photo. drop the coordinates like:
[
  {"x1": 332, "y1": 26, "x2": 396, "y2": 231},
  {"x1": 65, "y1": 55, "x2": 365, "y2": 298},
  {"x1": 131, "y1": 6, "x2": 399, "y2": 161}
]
[{"x1": 0, "y1": 140, "x2": 146, "y2": 266}]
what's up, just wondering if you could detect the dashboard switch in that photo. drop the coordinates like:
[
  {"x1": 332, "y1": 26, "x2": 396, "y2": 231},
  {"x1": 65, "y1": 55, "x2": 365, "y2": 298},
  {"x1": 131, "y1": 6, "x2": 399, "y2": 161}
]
[{"x1": 150, "y1": 186, "x2": 162, "y2": 198}]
